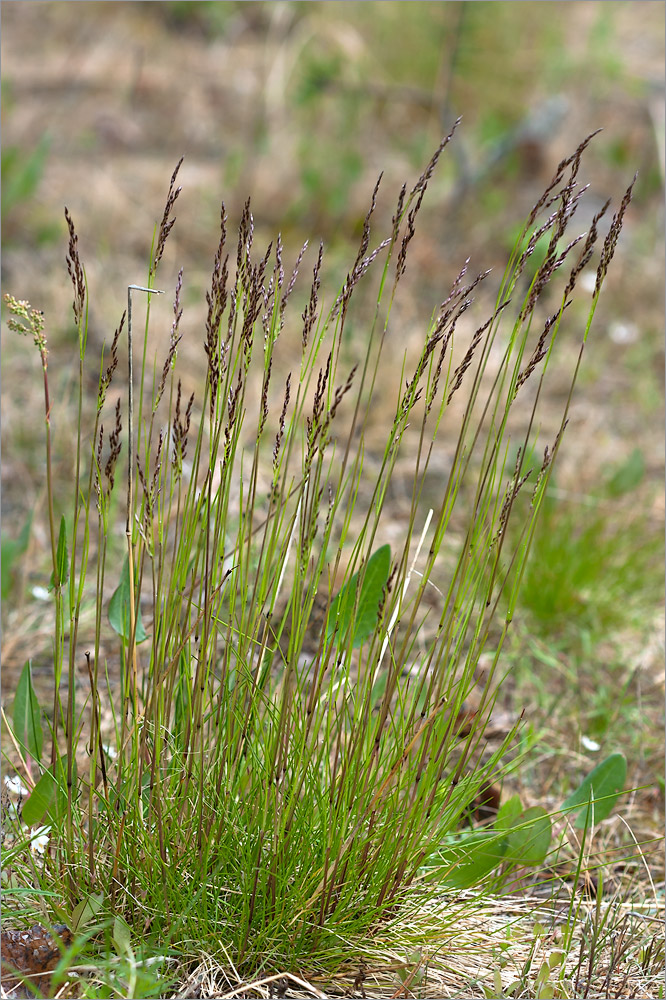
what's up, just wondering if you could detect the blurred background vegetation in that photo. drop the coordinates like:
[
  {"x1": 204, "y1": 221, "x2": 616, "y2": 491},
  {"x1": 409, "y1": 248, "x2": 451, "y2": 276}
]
[{"x1": 1, "y1": 0, "x2": 663, "y2": 838}]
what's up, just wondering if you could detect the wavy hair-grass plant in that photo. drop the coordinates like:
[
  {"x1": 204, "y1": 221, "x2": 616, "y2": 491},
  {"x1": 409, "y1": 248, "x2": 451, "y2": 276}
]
[{"x1": 2, "y1": 125, "x2": 634, "y2": 990}]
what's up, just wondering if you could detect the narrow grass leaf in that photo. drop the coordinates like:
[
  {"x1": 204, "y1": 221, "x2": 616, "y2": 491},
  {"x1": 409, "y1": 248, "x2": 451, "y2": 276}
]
[
  {"x1": 108, "y1": 554, "x2": 149, "y2": 642},
  {"x1": 327, "y1": 544, "x2": 391, "y2": 649},
  {"x1": 561, "y1": 752, "x2": 627, "y2": 829},
  {"x1": 12, "y1": 659, "x2": 43, "y2": 763},
  {"x1": 49, "y1": 515, "x2": 69, "y2": 590}
]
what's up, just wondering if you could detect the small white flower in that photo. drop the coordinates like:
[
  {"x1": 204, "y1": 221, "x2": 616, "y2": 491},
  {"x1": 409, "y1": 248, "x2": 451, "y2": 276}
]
[
  {"x1": 31, "y1": 585, "x2": 50, "y2": 601},
  {"x1": 3, "y1": 775, "x2": 29, "y2": 796},
  {"x1": 581, "y1": 736, "x2": 600, "y2": 752},
  {"x1": 29, "y1": 825, "x2": 51, "y2": 854},
  {"x1": 608, "y1": 321, "x2": 638, "y2": 345}
]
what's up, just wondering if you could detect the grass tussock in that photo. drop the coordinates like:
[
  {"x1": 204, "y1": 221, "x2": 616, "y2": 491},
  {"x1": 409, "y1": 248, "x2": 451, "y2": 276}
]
[{"x1": 1, "y1": 127, "x2": 650, "y2": 999}]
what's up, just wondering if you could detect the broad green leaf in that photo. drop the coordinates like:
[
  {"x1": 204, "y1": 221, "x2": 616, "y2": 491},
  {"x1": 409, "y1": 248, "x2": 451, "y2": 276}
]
[
  {"x1": 71, "y1": 892, "x2": 105, "y2": 931},
  {"x1": 49, "y1": 515, "x2": 69, "y2": 590},
  {"x1": 494, "y1": 794, "x2": 523, "y2": 831},
  {"x1": 21, "y1": 755, "x2": 73, "y2": 827},
  {"x1": 326, "y1": 544, "x2": 391, "y2": 649},
  {"x1": 433, "y1": 831, "x2": 507, "y2": 890},
  {"x1": 503, "y1": 805, "x2": 552, "y2": 866},
  {"x1": 113, "y1": 915, "x2": 132, "y2": 955},
  {"x1": 21, "y1": 768, "x2": 56, "y2": 827},
  {"x1": 561, "y1": 752, "x2": 627, "y2": 829},
  {"x1": 1, "y1": 510, "x2": 32, "y2": 600},
  {"x1": 12, "y1": 660, "x2": 43, "y2": 763},
  {"x1": 606, "y1": 448, "x2": 644, "y2": 497},
  {"x1": 108, "y1": 555, "x2": 149, "y2": 643}
]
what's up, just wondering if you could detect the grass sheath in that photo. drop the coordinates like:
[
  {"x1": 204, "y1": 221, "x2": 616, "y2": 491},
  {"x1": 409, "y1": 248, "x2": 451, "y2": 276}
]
[{"x1": 2, "y1": 130, "x2": 637, "y2": 992}]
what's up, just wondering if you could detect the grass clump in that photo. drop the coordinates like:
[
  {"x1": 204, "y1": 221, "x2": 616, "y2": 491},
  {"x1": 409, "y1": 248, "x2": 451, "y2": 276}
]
[
  {"x1": 516, "y1": 449, "x2": 662, "y2": 640},
  {"x1": 1, "y1": 126, "x2": 639, "y2": 997}
]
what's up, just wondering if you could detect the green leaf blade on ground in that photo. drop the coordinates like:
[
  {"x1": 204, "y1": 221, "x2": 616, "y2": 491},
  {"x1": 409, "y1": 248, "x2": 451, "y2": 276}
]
[
  {"x1": 71, "y1": 892, "x2": 105, "y2": 932},
  {"x1": 502, "y1": 805, "x2": 552, "y2": 866},
  {"x1": 113, "y1": 915, "x2": 133, "y2": 955},
  {"x1": 561, "y1": 752, "x2": 627, "y2": 829},
  {"x1": 495, "y1": 794, "x2": 523, "y2": 831},
  {"x1": 431, "y1": 831, "x2": 508, "y2": 890}
]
